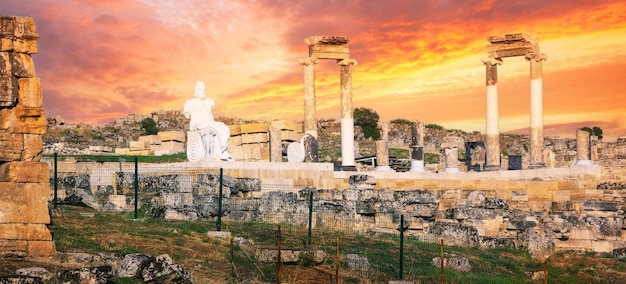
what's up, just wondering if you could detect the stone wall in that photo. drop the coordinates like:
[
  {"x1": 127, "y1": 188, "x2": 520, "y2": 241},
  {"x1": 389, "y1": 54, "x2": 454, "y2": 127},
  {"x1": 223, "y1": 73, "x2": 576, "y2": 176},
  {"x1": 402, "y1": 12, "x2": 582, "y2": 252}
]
[
  {"x1": 0, "y1": 15, "x2": 55, "y2": 259},
  {"x1": 45, "y1": 157, "x2": 626, "y2": 258}
]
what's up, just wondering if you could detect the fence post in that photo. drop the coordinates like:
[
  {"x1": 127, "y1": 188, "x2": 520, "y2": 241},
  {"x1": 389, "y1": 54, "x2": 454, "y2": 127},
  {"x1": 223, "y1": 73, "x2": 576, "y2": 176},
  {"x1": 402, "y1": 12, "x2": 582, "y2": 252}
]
[
  {"x1": 440, "y1": 239, "x2": 444, "y2": 284},
  {"x1": 335, "y1": 236, "x2": 340, "y2": 284},
  {"x1": 134, "y1": 156, "x2": 138, "y2": 219},
  {"x1": 277, "y1": 225, "x2": 282, "y2": 284},
  {"x1": 217, "y1": 168, "x2": 223, "y2": 232},
  {"x1": 53, "y1": 152, "x2": 58, "y2": 209},
  {"x1": 399, "y1": 214, "x2": 405, "y2": 280},
  {"x1": 307, "y1": 190, "x2": 313, "y2": 248}
]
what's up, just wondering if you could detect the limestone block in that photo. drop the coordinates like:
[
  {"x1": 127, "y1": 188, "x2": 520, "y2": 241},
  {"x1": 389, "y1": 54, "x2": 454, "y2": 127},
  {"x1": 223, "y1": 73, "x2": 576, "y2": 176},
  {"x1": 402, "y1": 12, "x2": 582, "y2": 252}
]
[
  {"x1": 0, "y1": 106, "x2": 46, "y2": 134},
  {"x1": 158, "y1": 131, "x2": 185, "y2": 142},
  {"x1": 126, "y1": 150, "x2": 151, "y2": 156},
  {"x1": 17, "y1": 78, "x2": 42, "y2": 107},
  {"x1": 271, "y1": 120, "x2": 303, "y2": 132},
  {"x1": 10, "y1": 52, "x2": 36, "y2": 78},
  {"x1": 138, "y1": 135, "x2": 161, "y2": 145},
  {"x1": 308, "y1": 44, "x2": 350, "y2": 60},
  {"x1": 22, "y1": 133, "x2": 42, "y2": 162},
  {"x1": 1, "y1": 52, "x2": 10, "y2": 75},
  {"x1": 0, "y1": 132, "x2": 23, "y2": 161},
  {"x1": 0, "y1": 224, "x2": 52, "y2": 240},
  {"x1": 115, "y1": 148, "x2": 130, "y2": 155},
  {"x1": 241, "y1": 133, "x2": 268, "y2": 144},
  {"x1": 0, "y1": 161, "x2": 49, "y2": 182},
  {"x1": 27, "y1": 241, "x2": 57, "y2": 257},
  {"x1": 228, "y1": 124, "x2": 241, "y2": 136},
  {"x1": 129, "y1": 140, "x2": 148, "y2": 150},
  {"x1": 230, "y1": 135, "x2": 242, "y2": 146},
  {"x1": 0, "y1": 182, "x2": 50, "y2": 223},
  {"x1": 56, "y1": 160, "x2": 77, "y2": 173},
  {"x1": 0, "y1": 16, "x2": 39, "y2": 53},
  {"x1": 0, "y1": 75, "x2": 16, "y2": 107},
  {"x1": 280, "y1": 130, "x2": 302, "y2": 142},
  {"x1": 0, "y1": 239, "x2": 28, "y2": 258},
  {"x1": 592, "y1": 241, "x2": 614, "y2": 253},
  {"x1": 240, "y1": 123, "x2": 269, "y2": 134},
  {"x1": 152, "y1": 141, "x2": 184, "y2": 151}
]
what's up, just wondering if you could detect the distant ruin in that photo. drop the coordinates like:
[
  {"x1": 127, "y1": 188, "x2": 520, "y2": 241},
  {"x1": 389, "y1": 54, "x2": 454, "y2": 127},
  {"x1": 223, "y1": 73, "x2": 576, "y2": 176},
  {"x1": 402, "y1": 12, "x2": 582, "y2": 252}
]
[{"x1": 0, "y1": 15, "x2": 56, "y2": 258}]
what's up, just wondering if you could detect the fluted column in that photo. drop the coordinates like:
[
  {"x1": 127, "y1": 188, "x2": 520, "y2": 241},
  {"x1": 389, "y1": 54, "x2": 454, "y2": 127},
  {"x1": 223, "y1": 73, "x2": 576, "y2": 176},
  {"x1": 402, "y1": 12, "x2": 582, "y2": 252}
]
[
  {"x1": 299, "y1": 57, "x2": 319, "y2": 138},
  {"x1": 338, "y1": 58, "x2": 357, "y2": 171},
  {"x1": 483, "y1": 58, "x2": 502, "y2": 171},
  {"x1": 528, "y1": 53, "x2": 547, "y2": 169},
  {"x1": 574, "y1": 129, "x2": 593, "y2": 166}
]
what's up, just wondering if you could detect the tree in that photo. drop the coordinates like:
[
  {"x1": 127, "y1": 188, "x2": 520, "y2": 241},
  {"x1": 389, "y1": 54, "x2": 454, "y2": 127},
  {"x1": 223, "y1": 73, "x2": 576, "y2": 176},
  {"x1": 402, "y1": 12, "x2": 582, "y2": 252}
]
[
  {"x1": 354, "y1": 107, "x2": 380, "y2": 140},
  {"x1": 141, "y1": 117, "x2": 159, "y2": 135},
  {"x1": 581, "y1": 126, "x2": 603, "y2": 140}
]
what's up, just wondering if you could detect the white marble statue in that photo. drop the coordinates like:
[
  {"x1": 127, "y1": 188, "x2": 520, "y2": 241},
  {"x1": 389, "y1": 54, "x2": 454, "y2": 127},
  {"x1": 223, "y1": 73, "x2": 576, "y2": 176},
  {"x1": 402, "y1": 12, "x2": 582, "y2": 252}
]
[{"x1": 183, "y1": 81, "x2": 234, "y2": 161}]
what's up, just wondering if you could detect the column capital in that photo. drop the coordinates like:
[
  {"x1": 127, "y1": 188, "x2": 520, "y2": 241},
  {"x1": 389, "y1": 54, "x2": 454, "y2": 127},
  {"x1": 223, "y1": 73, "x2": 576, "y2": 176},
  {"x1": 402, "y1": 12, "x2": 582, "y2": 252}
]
[
  {"x1": 299, "y1": 57, "x2": 319, "y2": 66},
  {"x1": 337, "y1": 58, "x2": 358, "y2": 66},
  {"x1": 526, "y1": 53, "x2": 548, "y2": 62},
  {"x1": 481, "y1": 57, "x2": 503, "y2": 66}
]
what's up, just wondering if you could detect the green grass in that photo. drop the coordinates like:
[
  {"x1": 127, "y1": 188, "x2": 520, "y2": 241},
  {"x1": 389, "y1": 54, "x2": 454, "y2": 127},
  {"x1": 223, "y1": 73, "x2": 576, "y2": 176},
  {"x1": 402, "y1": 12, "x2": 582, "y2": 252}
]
[{"x1": 47, "y1": 205, "x2": 626, "y2": 283}]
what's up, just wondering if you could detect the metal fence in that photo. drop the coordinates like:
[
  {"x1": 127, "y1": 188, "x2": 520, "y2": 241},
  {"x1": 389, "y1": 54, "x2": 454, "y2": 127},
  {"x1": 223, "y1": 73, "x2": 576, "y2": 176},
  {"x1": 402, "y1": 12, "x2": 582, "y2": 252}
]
[{"x1": 47, "y1": 154, "x2": 549, "y2": 283}]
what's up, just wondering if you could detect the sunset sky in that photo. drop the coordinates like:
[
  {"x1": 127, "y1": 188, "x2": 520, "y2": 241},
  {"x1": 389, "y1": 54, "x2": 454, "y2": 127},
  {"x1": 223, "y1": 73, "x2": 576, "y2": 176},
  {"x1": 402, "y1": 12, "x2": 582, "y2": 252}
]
[{"x1": 3, "y1": 0, "x2": 626, "y2": 140}]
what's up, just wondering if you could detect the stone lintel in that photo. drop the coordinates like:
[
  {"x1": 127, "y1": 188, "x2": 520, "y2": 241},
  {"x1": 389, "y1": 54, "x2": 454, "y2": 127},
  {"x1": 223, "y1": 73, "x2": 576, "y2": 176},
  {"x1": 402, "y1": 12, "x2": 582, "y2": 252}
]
[
  {"x1": 487, "y1": 33, "x2": 539, "y2": 59},
  {"x1": 304, "y1": 36, "x2": 349, "y2": 46},
  {"x1": 305, "y1": 36, "x2": 350, "y2": 60},
  {"x1": 308, "y1": 44, "x2": 349, "y2": 60}
]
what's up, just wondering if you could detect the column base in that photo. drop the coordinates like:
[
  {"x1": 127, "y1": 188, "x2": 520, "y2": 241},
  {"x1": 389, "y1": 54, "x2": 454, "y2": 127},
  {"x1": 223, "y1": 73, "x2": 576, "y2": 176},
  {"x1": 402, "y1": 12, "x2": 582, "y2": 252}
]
[
  {"x1": 375, "y1": 166, "x2": 395, "y2": 172},
  {"x1": 573, "y1": 160, "x2": 594, "y2": 166},
  {"x1": 484, "y1": 164, "x2": 501, "y2": 172},
  {"x1": 340, "y1": 165, "x2": 357, "y2": 171},
  {"x1": 443, "y1": 167, "x2": 460, "y2": 173},
  {"x1": 408, "y1": 160, "x2": 427, "y2": 172},
  {"x1": 528, "y1": 163, "x2": 546, "y2": 169}
]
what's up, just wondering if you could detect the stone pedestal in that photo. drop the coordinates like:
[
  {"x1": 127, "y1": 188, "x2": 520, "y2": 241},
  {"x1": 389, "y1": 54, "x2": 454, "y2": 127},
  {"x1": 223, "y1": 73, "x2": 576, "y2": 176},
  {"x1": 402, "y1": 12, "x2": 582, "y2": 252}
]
[
  {"x1": 0, "y1": 15, "x2": 56, "y2": 258},
  {"x1": 269, "y1": 126, "x2": 282, "y2": 162},
  {"x1": 443, "y1": 147, "x2": 460, "y2": 173},
  {"x1": 574, "y1": 129, "x2": 593, "y2": 166},
  {"x1": 375, "y1": 140, "x2": 394, "y2": 172}
]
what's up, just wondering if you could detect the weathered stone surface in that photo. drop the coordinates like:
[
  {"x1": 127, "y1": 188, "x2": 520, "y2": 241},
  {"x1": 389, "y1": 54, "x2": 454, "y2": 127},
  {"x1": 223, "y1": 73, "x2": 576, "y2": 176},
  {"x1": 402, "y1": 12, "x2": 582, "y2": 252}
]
[
  {"x1": 349, "y1": 175, "x2": 376, "y2": 190},
  {"x1": 344, "y1": 254, "x2": 372, "y2": 271},
  {"x1": 432, "y1": 255, "x2": 471, "y2": 272},
  {"x1": 0, "y1": 132, "x2": 23, "y2": 161},
  {"x1": 0, "y1": 275, "x2": 43, "y2": 283},
  {"x1": 0, "y1": 16, "x2": 39, "y2": 54},
  {"x1": 0, "y1": 106, "x2": 46, "y2": 134},
  {"x1": 22, "y1": 134, "x2": 42, "y2": 162},
  {"x1": 0, "y1": 239, "x2": 28, "y2": 259},
  {"x1": 141, "y1": 254, "x2": 195, "y2": 284},
  {"x1": 254, "y1": 248, "x2": 325, "y2": 264},
  {"x1": 16, "y1": 267, "x2": 51, "y2": 282},
  {"x1": 56, "y1": 266, "x2": 113, "y2": 284},
  {"x1": 118, "y1": 253, "x2": 151, "y2": 278},
  {"x1": 10, "y1": 53, "x2": 35, "y2": 78},
  {"x1": 0, "y1": 224, "x2": 52, "y2": 240},
  {"x1": 26, "y1": 241, "x2": 57, "y2": 258},
  {"x1": 0, "y1": 182, "x2": 50, "y2": 223},
  {"x1": 0, "y1": 161, "x2": 49, "y2": 182},
  {"x1": 17, "y1": 78, "x2": 42, "y2": 108}
]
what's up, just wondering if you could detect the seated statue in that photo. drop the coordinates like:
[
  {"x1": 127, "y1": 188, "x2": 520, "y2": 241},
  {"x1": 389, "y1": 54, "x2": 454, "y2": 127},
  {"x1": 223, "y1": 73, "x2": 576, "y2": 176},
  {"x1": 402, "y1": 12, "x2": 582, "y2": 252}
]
[{"x1": 183, "y1": 81, "x2": 234, "y2": 161}]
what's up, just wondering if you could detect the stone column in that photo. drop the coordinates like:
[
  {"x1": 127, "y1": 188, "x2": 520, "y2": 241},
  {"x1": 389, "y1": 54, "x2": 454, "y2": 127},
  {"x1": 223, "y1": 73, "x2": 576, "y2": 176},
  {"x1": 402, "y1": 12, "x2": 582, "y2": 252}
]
[
  {"x1": 409, "y1": 121, "x2": 426, "y2": 172},
  {"x1": 299, "y1": 57, "x2": 319, "y2": 138},
  {"x1": 574, "y1": 129, "x2": 593, "y2": 166},
  {"x1": 528, "y1": 54, "x2": 547, "y2": 169},
  {"x1": 443, "y1": 147, "x2": 460, "y2": 173},
  {"x1": 269, "y1": 126, "x2": 282, "y2": 162},
  {"x1": 375, "y1": 140, "x2": 394, "y2": 172},
  {"x1": 338, "y1": 59, "x2": 357, "y2": 171},
  {"x1": 482, "y1": 58, "x2": 502, "y2": 171}
]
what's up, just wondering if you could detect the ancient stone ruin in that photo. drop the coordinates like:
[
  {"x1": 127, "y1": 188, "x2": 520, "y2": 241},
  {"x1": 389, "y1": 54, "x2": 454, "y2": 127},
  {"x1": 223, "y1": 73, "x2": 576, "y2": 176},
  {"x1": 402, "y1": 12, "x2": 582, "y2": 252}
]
[{"x1": 0, "y1": 15, "x2": 56, "y2": 258}]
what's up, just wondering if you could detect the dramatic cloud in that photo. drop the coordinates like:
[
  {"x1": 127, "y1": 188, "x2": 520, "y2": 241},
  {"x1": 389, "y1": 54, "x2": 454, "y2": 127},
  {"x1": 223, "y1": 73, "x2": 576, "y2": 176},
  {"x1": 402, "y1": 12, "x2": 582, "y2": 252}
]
[{"x1": 2, "y1": 0, "x2": 625, "y2": 140}]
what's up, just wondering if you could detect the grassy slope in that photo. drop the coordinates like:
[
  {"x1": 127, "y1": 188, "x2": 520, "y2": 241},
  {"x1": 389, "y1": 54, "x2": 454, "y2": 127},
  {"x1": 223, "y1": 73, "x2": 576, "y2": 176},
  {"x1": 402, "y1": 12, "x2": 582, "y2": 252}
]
[{"x1": 3, "y1": 206, "x2": 626, "y2": 283}]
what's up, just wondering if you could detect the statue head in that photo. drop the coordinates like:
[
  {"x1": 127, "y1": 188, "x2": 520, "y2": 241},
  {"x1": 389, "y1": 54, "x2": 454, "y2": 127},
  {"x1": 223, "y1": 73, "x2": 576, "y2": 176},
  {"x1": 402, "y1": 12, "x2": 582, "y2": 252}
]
[{"x1": 194, "y1": 81, "x2": 206, "y2": 98}]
